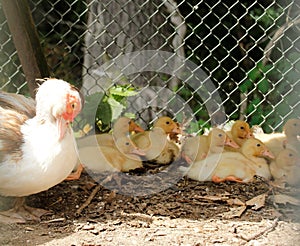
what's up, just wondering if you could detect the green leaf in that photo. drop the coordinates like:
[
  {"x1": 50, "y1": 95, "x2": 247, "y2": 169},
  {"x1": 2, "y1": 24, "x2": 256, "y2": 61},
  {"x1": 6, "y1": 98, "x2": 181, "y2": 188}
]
[
  {"x1": 109, "y1": 85, "x2": 138, "y2": 97},
  {"x1": 239, "y1": 79, "x2": 253, "y2": 93},
  {"x1": 107, "y1": 97, "x2": 125, "y2": 121},
  {"x1": 257, "y1": 79, "x2": 270, "y2": 94}
]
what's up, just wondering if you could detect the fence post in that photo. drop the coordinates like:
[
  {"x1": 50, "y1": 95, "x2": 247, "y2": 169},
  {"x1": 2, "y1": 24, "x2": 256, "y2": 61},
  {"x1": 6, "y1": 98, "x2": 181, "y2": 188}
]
[{"x1": 1, "y1": 0, "x2": 49, "y2": 97}]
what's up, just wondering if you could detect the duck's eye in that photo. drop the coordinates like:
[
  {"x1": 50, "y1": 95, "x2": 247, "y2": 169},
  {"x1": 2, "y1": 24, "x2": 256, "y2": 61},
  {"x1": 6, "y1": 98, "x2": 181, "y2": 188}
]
[
  {"x1": 289, "y1": 153, "x2": 293, "y2": 157},
  {"x1": 293, "y1": 123, "x2": 297, "y2": 127},
  {"x1": 71, "y1": 103, "x2": 75, "y2": 109},
  {"x1": 125, "y1": 142, "x2": 130, "y2": 146},
  {"x1": 240, "y1": 126, "x2": 244, "y2": 130},
  {"x1": 218, "y1": 134, "x2": 222, "y2": 137},
  {"x1": 166, "y1": 121, "x2": 170, "y2": 125},
  {"x1": 256, "y1": 143, "x2": 261, "y2": 147}
]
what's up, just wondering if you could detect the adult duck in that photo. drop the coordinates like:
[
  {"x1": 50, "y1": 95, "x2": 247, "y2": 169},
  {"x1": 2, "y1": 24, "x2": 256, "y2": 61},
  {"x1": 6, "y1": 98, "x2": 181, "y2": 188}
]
[{"x1": 0, "y1": 78, "x2": 82, "y2": 223}]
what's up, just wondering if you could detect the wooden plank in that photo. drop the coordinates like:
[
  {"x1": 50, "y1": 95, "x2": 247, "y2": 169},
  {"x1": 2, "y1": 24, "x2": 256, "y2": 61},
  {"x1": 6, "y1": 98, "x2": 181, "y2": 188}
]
[{"x1": 1, "y1": 0, "x2": 49, "y2": 97}]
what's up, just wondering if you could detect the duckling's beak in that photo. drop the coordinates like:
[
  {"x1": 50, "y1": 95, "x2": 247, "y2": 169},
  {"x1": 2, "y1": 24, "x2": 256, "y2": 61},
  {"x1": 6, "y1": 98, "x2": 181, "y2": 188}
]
[
  {"x1": 130, "y1": 147, "x2": 146, "y2": 156},
  {"x1": 262, "y1": 149, "x2": 275, "y2": 159},
  {"x1": 225, "y1": 136, "x2": 240, "y2": 148}
]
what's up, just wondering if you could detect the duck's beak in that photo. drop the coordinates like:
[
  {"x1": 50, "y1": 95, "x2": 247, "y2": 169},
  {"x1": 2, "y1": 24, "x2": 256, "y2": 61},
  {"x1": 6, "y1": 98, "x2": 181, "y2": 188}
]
[
  {"x1": 262, "y1": 149, "x2": 275, "y2": 159},
  {"x1": 130, "y1": 147, "x2": 146, "y2": 156},
  {"x1": 225, "y1": 136, "x2": 240, "y2": 148}
]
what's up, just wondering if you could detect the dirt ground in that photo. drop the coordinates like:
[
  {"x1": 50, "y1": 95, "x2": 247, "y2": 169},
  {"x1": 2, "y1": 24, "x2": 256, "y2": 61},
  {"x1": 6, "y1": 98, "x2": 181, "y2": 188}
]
[{"x1": 1, "y1": 160, "x2": 300, "y2": 246}]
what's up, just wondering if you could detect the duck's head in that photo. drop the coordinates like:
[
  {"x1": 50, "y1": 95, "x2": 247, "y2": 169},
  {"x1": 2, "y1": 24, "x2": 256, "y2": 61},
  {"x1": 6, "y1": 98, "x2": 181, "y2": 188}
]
[
  {"x1": 113, "y1": 117, "x2": 144, "y2": 135},
  {"x1": 284, "y1": 118, "x2": 300, "y2": 139},
  {"x1": 276, "y1": 148, "x2": 300, "y2": 168},
  {"x1": 209, "y1": 128, "x2": 239, "y2": 148},
  {"x1": 35, "y1": 78, "x2": 83, "y2": 140},
  {"x1": 153, "y1": 116, "x2": 181, "y2": 134},
  {"x1": 115, "y1": 136, "x2": 145, "y2": 157},
  {"x1": 231, "y1": 120, "x2": 253, "y2": 145},
  {"x1": 242, "y1": 138, "x2": 274, "y2": 159}
]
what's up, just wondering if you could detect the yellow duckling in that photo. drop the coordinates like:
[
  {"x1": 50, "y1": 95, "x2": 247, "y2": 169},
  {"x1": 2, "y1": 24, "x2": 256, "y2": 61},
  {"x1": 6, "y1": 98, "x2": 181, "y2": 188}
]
[
  {"x1": 224, "y1": 120, "x2": 253, "y2": 151},
  {"x1": 131, "y1": 116, "x2": 181, "y2": 164},
  {"x1": 79, "y1": 136, "x2": 145, "y2": 173},
  {"x1": 182, "y1": 128, "x2": 239, "y2": 164},
  {"x1": 77, "y1": 116, "x2": 144, "y2": 148},
  {"x1": 254, "y1": 118, "x2": 300, "y2": 156},
  {"x1": 270, "y1": 148, "x2": 300, "y2": 186},
  {"x1": 182, "y1": 138, "x2": 274, "y2": 183}
]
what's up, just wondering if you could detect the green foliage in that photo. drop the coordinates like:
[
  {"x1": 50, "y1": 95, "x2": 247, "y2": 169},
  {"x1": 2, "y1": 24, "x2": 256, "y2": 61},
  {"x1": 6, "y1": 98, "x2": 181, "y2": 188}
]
[
  {"x1": 250, "y1": 7, "x2": 283, "y2": 28},
  {"x1": 240, "y1": 52, "x2": 300, "y2": 132},
  {"x1": 73, "y1": 84, "x2": 138, "y2": 134}
]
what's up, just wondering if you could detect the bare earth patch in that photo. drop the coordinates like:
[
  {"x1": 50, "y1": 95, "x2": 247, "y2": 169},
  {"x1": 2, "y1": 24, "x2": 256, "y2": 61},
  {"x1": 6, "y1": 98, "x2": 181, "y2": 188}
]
[{"x1": 1, "y1": 161, "x2": 300, "y2": 245}]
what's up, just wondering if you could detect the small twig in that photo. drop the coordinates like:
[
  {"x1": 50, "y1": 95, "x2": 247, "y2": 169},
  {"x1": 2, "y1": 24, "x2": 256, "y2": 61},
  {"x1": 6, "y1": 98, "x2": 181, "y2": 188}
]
[
  {"x1": 75, "y1": 184, "x2": 101, "y2": 216},
  {"x1": 237, "y1": 218, "x2": 279, "y2": 243},
  {"x1": 40, "y1": 217, "x2": 66, "y2": 224}
]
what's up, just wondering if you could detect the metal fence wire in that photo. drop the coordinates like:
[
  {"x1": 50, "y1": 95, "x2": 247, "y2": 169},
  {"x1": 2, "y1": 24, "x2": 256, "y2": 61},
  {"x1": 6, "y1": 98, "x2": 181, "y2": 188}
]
[{"x1": 0, "y1": 0, "x2": 299, "y2": 133}]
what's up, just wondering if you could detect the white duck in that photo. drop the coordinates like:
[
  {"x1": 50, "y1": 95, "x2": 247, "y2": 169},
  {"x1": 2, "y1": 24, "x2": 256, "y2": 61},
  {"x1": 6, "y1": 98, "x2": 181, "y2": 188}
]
[{"x1": 0, "y1": 78, "x2": 83, "y2": 223}]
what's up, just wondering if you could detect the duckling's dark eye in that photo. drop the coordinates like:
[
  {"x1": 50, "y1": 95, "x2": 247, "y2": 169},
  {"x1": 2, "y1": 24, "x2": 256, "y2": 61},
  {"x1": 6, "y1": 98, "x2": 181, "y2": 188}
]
[
  {"x1": 256, "y1": 143, "x2": 261, "y2": 147},
  {"x1": 289, "y1": 153, "x2": 293, "y2": 157},
  {"x1": 166, "y1": 121, "x2": 170, "y2": 125},
  {"x1": 125, "y1": 142, "x2": 130, "y2": 146},
  {"x1": 294, "y1": 123, "x2": 297, "y2": 127},
  {"x1": 71, "y1": 103, "x2": 75, "y2": 109},
  {"x1": 218, "y1": 134, "x2": 222, "y2": 137},
  {"x1": 240, "y1": 126, "x2": 244, "y2": 130}
]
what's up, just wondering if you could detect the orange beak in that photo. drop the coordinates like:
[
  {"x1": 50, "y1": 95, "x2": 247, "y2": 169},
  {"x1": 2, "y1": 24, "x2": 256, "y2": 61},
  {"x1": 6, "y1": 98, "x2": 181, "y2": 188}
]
[
  {"x1": 262, "y1": 149, "x2": 275, "y2": 159},
  {"x1": 225, "y1": 136, "x2": 240, "y2": 148},
  {"x1": 129, "y1": 121, "x2": 145, "y2": 133}
]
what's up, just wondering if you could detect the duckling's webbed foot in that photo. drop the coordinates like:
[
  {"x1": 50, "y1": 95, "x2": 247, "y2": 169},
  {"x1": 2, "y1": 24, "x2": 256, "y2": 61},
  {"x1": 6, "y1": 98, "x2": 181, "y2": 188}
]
[{"x1": 212, "y1": 175, "x2": 244, "y2": 183}]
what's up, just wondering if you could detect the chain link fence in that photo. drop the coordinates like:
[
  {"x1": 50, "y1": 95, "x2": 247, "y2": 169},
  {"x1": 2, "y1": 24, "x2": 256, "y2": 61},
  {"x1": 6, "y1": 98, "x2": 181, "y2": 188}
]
[{"x1": 0, "y1": 0, "x2": 299, "y2": 132}]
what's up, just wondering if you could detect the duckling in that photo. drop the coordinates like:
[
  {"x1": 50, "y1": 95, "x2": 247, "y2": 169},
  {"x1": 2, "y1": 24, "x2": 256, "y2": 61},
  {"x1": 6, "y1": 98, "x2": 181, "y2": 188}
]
[
  {"x1": 254, "y1": 118, "x2": 300, "y2": 156},
  {"x1": 182, "y1": 128, "x2": 239, "y2": 164},
  {"x1": 224, "y1": 120, "x2": 253, "y2": 152},
  {"x1": 77, "y1": 116, "x2": 144, "y2": 148},
  {"x1": 270, "y1": 148, "x2": 300, "y2": 186},
  {"x1": 79, "y1": 136, "x2": 145, "y2": 173},
  {"x1": 182, "y1": 138, "x2": 274, "y2": 183},
  {"x1": 131, "y1": 116, "x2": 181, "y2": 164}
]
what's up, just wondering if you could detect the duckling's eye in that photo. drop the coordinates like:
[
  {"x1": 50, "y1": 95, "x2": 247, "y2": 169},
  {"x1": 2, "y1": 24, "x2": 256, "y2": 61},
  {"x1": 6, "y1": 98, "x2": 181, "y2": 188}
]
[
  {"x1": 125, "y1": 142, "x2": 130, "y2": 146},
  {"x1": 289, "y1": 153, "x2": 293, "y2": 157},
  {"x1": 293, "y1": 123, "x2": 297, "y2": 127},
  {"x1": 218, "y1": 134, "x2": 222, "y2": 137},
  {"x1": 166, "y1": 121, "x2": 170, "y2": 125},
  {"x1": 256, "y1": 143, "x2": 261, "y2": 147},
  {"x1": 71, "y1": 103, "x2": 75, "y2": 109},
  {"x1": 240, "y1": 126, "x2": 244, "y2": 130}
]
